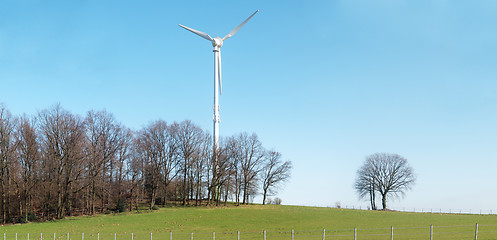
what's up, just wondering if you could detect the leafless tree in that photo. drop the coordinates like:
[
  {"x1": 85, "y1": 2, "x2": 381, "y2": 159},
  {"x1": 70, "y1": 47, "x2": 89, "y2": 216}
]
[
  {"x1": 84, "y1": 110, "x2": 125, "y2": 214},
  {"x1": 0, "y1": 104, "x2": 16, "y2": 223},
  {"x1": 14, "y1": 114, "x2": 40, "y2": 220},
  {"x1": 135, "y1": 120, "x2": 182, "y2": 209},
  {"x1": 113, "y1": 128, "x2": 133, "y2": 211},
  {"x1": 230, "y1": 133, "x2": 265, "y2": 204},
  {"x1": 261, "y1": 151, "x2": 292, "y2": 205},
  {"x1": 129, "y1": 136, "x2": 145, "y2": 211},
  {"x1": 223, "y1": 136, "x2": 242, "y2": 205},
  {"x1": 355, "y1": 153, "x2": 416, "y2": 210},
  {"x1": 135, "y1": 127, "x2": 159, "y2": 209},
  {"x1": 191, "y1": 132, "x2": 210, "y2": 206},
  {"x1": 38, "y1": 104, "x2": 86, "y2": 219},
  {"x1": 211, "y1": 138, "x2": 234, "y2": 205},
  {"x1": 176, "y1": 120, "x2": 206, "y2": 205},
  {"x1": 158, "y1": 122, "x2": 180, "y2": 206},
  {"x1": 355, "y1": 165, "x2": 377, "y2": 210}
]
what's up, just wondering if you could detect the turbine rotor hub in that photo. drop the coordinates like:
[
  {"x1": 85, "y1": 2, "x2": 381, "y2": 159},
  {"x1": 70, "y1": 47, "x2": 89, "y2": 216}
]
[{"x1": 212, "y1": 37, "x2": 223, "y2": 48}]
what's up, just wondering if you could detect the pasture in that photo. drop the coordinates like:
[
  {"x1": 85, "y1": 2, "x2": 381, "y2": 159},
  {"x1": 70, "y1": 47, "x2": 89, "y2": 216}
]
[{"x1": 1, "y1": 205, "x2": 497, "y2": 239}]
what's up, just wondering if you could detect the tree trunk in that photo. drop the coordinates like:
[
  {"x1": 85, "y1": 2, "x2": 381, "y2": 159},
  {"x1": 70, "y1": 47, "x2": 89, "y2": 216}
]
[
  {"x1": 242, "y1": 182, "x2": 248, "y2": 205},
  {"x1": 224, "y1": 184, "x2": 228, "y2": 206},
  {"x1": 262, "y1": 188, "x2": 267, "y2": 205},
  {"x1": 150, "y1": 189, "x2": 156, "y2": 210},
  {"x1": 91, "y1": 180, "x2": 96, "y2": 215},
  {"x1": 369, "y1": 182, "x2": 376, "y2": 210},
  {"x1": 381, "y1": 193, "x2": 387, "y2": 210},
  {"x1": 182, "y1": 161, "x2": 187, "y2": 206}
]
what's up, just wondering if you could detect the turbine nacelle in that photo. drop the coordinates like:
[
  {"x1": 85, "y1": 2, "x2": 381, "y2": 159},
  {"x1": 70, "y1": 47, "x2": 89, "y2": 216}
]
[{"x1": 212, "y1": 37, "x2": 223, "y2": 49}]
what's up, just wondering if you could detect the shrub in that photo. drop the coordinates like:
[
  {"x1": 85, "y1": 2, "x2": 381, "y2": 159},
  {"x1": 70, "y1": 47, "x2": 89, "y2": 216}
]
[
  {"x1": 18, "y1": 216, "x2": 28, "y2": 224},
  {"x1": 116, "y1": 199, "x2": 127, "y2": 213},
  {"x1": 27, "y1": 212, "x2": 38, "y2": 222}
]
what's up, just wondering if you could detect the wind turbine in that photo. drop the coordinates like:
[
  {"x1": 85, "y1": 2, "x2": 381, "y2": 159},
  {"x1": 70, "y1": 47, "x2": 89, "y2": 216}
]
[{"x1": 178, "y1": 10, "x2": 258, "y2": 197}]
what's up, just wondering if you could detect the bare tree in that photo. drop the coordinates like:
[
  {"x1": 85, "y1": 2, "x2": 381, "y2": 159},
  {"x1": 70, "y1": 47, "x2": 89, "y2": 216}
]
[
  {"x1": 158, "y1": 122, "x2": 180, "y2": 206},
  {"x1": 355, "y1": 165, "x2": 377, "y2": 210},
  {"x1": 0, "y1": 104, "x2": 16, "y2": 223},
  {"x1": 14, "y1": 114, "x2": 40, "y2": 220},
  {"x1": 223, "y1": 136, "x2": 242, "y2": 205},
  {"x1": 230, "y1": 133, "x2": 265, "y2": 205},
  {"x1": 114, "y1": 128, "x2": 133, "y2": 212},
  {"x1": 84, "y1": 110, "x2": 124, "y2": 214},
  {"x1": 355, "y1": 153, "x2": 416, "y2": 210},
  {"x1": 38, "y1": 104, "x2": 86, "y2": 219},
  {"x1": 135, "y1": 126, "x2": 160, "y2": 209},
  {"x1": 176, "y1": 120, "x2": 205, "y2": 205},
  {"x1": 129, "y1": 136, "x2": 145, "y2": 211},
  {"x1": 211, "y1": 138, "x2": 234, "y2": 205},
  {"x1": 191, "y1": 133, "x2": 210, "y2": 206},
  {"x1": 135, "y1": 120, "x2": 182, "y2": 209},
  {"x1": 261, "y1": 151, "x2": 292, "y2": 205}
]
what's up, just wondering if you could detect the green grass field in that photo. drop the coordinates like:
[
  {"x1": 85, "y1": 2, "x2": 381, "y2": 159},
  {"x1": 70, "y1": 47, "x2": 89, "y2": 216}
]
[{"x1": 1, "y1": 205, "x2": 497, "y2": 239}]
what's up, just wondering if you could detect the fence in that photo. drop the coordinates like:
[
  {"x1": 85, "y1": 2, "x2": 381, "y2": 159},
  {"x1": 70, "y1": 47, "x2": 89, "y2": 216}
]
[
  {"x1": 332, "y1": 206, "x2": 497, "y2": 215},
  {"x1": 3, "y1": 224, "x2": 497, "y2": 240}
]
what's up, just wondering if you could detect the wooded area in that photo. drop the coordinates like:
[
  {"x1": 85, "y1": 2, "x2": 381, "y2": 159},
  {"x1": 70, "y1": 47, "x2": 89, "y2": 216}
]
[{"x1": 0, "y1": 103, "x2": 292, "y2": 223}]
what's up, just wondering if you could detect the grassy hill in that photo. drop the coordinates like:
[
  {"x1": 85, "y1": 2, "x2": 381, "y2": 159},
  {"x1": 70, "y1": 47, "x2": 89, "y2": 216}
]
[{"x1": 1, "y1": 205, "x2": 496, "y2": 239}]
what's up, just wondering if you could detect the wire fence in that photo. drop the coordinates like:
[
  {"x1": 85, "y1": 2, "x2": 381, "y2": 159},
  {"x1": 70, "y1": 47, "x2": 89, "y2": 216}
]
[
  {"x1": 3, "y1": 224, "x2": 497, "y2": 240},
  {"x1": 329, "y1": 206, "x2": 497, "y2": 215}
]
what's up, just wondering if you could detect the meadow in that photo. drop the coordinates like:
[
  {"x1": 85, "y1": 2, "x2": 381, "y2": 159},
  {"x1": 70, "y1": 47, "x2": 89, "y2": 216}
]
[{"x1": 1, "y1": 205, "x2": 497, "y2": 239}]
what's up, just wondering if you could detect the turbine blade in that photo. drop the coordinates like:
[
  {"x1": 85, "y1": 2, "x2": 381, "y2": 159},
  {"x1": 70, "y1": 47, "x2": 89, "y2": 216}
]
[
  {"x1": 218, "y1": 51, "x2": 222, "y2": 95},
  {"x1": 222, "y1": 10, "x2": 259, "y2": 41},
  {"x1": 178, "y1": 24, "x2": 213, "y2": 41}
]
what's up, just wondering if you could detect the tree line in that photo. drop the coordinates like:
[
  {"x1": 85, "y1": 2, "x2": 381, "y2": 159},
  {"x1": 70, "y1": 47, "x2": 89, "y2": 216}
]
[{"x1": 0, "y1": 103, "x2": 292, "y2": 223}]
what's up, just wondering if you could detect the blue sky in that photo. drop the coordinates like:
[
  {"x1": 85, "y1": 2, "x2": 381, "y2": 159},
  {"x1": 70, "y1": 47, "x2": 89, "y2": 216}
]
[{"x1": 1, "y1": 0, "x2": 497, "y2": 211}]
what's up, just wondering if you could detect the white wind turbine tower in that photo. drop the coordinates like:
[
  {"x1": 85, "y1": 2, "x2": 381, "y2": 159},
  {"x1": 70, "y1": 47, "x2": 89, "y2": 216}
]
[{"x1": 178, "y1": 10, "x2": 258, "y2": 197}]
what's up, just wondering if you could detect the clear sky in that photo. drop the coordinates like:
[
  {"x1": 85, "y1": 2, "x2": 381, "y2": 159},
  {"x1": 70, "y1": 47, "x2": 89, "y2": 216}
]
[{"x1": 1, "y1": 1, "x2": 497, "y2": 212}]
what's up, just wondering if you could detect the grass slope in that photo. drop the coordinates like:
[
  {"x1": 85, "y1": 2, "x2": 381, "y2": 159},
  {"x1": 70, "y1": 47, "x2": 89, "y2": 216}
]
[{"x1": 1, "y1": 205, "x2": 496, "y2": 239}]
